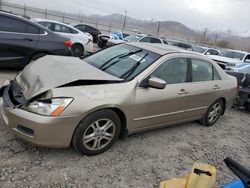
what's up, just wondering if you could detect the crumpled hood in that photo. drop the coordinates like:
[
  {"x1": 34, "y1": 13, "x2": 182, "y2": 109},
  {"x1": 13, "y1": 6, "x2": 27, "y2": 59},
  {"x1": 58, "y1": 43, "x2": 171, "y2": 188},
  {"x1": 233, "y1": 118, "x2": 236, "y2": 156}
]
[
  {"x1": 16, "y1": 55, "x2": 122, "y2": 100},
  {"x1": 208, "y1": 55, "x2": 242, "y2": 64}
]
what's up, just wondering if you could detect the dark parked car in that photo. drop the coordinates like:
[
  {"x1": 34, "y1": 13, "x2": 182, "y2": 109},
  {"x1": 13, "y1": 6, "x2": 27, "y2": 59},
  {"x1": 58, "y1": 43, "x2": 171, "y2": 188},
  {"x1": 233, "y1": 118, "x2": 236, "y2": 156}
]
[
  {"x1": 71, "y1": 24, "x2": 101, "y2": 43},
  {"x1": 0, "y1": 11, "x2": 72, "y2": 68}
]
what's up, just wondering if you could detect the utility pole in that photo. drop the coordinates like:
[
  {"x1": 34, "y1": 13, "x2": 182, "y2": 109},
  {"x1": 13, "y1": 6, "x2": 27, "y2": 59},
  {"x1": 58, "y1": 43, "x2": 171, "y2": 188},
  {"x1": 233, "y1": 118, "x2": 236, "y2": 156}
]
[
  {"x1": 24, "y1": 3, "x2": 27, "y2": 17},
  {"x1": 157, "y1": 21, "x2": 161, "y2": 36},
  {"x1": 45, "y1": 8, "x2": 48, "y2": 19},
  {"x1": 202, "y1": 28, "x2": 208, "y2": 45},
  {"x1": 122, "y1": 10, "x2": 127, "y2": 31},
  {"x1": 0, "y1": 0, "x2": 2, "y2": 11}
]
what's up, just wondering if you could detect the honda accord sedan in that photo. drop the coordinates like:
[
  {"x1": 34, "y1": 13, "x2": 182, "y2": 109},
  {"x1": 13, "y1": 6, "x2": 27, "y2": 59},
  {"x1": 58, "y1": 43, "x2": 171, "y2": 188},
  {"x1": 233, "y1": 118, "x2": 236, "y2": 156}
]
[{"x1": 0, "y1": 43, "x2": 237, "y2": 155}]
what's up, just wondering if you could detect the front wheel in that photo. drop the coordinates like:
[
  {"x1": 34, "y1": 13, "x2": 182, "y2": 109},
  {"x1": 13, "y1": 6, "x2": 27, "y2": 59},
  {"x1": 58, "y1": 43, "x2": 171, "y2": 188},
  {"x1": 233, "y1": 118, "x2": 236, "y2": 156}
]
[
  {"x1": 200, "y1": 99, "x2": 224, "y2": 126},
  {"x1": 72, "y1": 110, "x2": 121, "y2": 155}
]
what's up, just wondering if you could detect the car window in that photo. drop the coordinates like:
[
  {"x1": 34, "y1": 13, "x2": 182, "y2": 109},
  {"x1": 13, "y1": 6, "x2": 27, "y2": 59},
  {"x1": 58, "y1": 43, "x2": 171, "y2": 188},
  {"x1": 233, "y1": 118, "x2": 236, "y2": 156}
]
[
  {"x1": 213, "y1": 68, "x2": 221, "y2": 80},
  {"x1": 76, "y1": 25, "x2": 85, "y2": 32},
  {"x1": 0, "y1": 15, "x2": 27, "y2": 33},
  {"x1": 38, "y1": 22, "x2": 54, "y2": 30},
  {"x1": 211, "y1": 49, "x2": 219, "y2": 55},
  {"x1": 54, "y1": 23, "x2": 78, "y2": 34},
  {"x1": 245, "y1": 55, "x2": 250, "y2": 63},
  {"x1": 27, "y1": 24, "x2": 40, "y2": 34},
  {"x1": 152, "y1": 58, "x2": 188, "y2": 84},
  {"x1": 140, "y1": 37, "x2": 151, "y2": 43},
  {"x1": 85, "y1": 26, "x2": 94, "y2": 32},
  {"x1": 192, "y1": 59, "x2": 213, "y2": 82},
  {"x1": 151, "y1": 38, "x2": 161, "y2": 43},
  {"x1": 85, "y1": 44, "x2": 160, "y2": 81}
]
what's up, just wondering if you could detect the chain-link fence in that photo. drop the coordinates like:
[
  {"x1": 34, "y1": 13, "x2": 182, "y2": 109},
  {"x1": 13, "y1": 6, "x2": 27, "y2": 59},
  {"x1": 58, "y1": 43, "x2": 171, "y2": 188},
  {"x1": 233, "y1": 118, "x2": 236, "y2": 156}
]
[{"x1": 0, "y1": 1, "x2": 140, "y2": 35}]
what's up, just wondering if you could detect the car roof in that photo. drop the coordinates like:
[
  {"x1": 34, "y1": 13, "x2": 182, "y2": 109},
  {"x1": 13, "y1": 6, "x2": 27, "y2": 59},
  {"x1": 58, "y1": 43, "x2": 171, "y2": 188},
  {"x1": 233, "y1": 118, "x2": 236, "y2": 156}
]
[
  {"x1": 128, "y1": 42, "x2": 184, "y2": 55},
  {"x1": 32, "y1": 18, "x2": 74, "y2": 28}
]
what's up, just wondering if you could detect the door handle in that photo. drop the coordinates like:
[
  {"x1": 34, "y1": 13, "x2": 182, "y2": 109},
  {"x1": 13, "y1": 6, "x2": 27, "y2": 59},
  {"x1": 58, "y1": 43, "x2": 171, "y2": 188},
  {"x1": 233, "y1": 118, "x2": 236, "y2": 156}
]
[
  {"x1": 213, "y1": 85, "x2": 220, "y2": 90},
  {"x1": 22, "y1": 38, "x2": 33, "y2": 41},
  {"x1": 178, "y1": 89, "x2": 189, "y2": 95}
]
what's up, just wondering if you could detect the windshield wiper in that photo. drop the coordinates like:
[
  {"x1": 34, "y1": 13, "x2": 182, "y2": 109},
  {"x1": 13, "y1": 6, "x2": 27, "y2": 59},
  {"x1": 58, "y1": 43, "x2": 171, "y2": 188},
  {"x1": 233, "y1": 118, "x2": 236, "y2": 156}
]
[
  {"x1": 99, "y1": 49, "x2": 143, "y2": 71},
  {"x1": 121, "y1": 53, "x2": 148, "y2": 79}
]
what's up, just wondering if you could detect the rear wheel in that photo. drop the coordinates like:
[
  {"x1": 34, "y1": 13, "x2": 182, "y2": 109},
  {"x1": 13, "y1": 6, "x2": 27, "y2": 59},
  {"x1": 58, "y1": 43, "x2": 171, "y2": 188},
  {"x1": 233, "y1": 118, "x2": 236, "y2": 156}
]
[
  {"x1": 71, "y1": 43, "x2": 84, "y2": 57},
  {"x1": 200, "y1": 99, "x2": 224, "y2": 126},
  {"x1": 72, "y1": 110, "x2": 121, "y2": 155}
]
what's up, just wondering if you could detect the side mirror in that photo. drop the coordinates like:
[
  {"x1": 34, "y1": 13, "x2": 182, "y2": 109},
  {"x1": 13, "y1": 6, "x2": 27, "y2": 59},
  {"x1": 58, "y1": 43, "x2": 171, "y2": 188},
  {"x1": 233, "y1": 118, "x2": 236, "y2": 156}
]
[{"x1": 148, "y1": 77, "x2": 166, "y2": 89}]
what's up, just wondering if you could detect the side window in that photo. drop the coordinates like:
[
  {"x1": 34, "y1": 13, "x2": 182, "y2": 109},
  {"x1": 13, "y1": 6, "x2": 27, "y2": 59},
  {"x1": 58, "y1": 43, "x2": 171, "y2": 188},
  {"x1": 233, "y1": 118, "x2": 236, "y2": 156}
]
[
  {"x1": 27, "y1": 24, "x2": 40, "y2": 34},
  {"x1": 212, "y1": 50, "x2": 219, "y2": 55},
  {"x1": 151, "y1": 58, "x2": 188, "y2": 84},
  {"x1": 38, "y1": 22, "x2": 54, "y2": 31},
  {"x1": 85, "y1": 26, "x2": 93, "y2": 32},
  {"x1": 192, "y1": 59, "x2": 213, "y2": 82},
  {"x1": 0, "y1": 15, "x2": 27, "y2": 33},
  {"x1": 140, "y1": 37, "x2": 151, "y2": 43},
  {"x1": 76, "y1": 25, "x2": 85, "y2": 31},
  {"x1": 214, "y1": 67, "x2": 221, "y2": 80},
  {"x1": 54, "y1": 23, "x2": 77, "y2": 34},
  {"x1": 151, "y1": 38, "x2": 161, "y2": 43},
  {"x1": 245, "y1": 55, "x2": 250, "y2": 63}
]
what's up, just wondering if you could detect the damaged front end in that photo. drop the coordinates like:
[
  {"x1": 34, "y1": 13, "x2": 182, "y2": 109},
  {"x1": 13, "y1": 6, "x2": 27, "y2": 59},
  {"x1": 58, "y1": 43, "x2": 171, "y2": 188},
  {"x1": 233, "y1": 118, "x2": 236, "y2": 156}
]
[{"x1": 0, "y1": 80, "x2": 29, "y2": 107}]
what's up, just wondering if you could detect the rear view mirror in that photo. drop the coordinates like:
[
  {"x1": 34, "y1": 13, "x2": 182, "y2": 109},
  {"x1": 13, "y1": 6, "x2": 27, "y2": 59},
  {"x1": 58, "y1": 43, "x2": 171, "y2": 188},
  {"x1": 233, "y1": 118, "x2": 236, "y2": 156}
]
[{"x1": 148, "y1": 77, "x2": 166, "y2": 89}]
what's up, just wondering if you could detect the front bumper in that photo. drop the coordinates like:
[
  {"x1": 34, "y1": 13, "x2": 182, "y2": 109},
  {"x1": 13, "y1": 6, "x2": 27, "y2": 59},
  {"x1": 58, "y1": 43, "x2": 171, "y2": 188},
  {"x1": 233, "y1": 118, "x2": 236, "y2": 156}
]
[{"x1": 0, "y1": 99, "x2": 82, "y2": 148}]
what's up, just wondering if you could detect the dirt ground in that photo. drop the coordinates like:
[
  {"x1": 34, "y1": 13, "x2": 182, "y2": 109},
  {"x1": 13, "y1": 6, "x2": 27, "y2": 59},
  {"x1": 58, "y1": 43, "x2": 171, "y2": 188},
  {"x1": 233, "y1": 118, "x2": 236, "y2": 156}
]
[{"x1": 0, "y1": 69, "x2": 249, "y2": 188}]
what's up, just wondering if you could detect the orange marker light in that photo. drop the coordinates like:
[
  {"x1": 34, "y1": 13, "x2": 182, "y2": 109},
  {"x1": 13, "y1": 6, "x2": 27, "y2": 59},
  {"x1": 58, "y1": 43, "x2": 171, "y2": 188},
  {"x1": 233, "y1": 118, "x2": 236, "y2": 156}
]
[{"x1": 50, "y1": 106, "x2": 65, "y2": 116}]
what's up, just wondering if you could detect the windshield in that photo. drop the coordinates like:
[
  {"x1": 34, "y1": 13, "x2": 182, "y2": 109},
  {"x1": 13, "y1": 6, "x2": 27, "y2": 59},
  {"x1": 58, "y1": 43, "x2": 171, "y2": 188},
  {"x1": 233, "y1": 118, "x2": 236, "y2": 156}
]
[
  {"x1": 84, "y1": 44, "x2": 160, "y2": 81},
  {"x1": 123, "y1": 34, "x2": 144, "y2": 42},
  {"x1": 192, "y1": 46, "x2": 207, "y2": 54},
  {"x1": 220, "y1": 50, "x2": 245, "y2": 60}
]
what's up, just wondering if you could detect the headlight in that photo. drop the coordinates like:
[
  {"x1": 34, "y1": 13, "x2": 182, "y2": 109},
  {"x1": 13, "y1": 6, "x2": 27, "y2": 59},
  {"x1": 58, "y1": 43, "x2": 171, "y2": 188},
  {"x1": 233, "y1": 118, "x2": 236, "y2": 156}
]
[{"x1": 22, "y1": 98, "x2": 73, "y2": 116}]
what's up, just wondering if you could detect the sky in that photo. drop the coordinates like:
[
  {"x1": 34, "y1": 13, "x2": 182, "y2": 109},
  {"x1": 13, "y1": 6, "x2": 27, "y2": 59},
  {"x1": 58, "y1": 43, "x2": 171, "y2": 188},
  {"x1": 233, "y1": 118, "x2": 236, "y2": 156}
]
[{"x1": 6, "y1": 0, "x2": 250, "y2": 33}]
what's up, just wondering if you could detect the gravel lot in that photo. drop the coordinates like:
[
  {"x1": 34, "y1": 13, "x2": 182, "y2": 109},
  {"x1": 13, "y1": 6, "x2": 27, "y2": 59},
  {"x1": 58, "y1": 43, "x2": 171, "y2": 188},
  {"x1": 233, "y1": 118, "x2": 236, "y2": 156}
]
[{"x1": 0, "y1": 69, "x2": 249, "y2": 188}]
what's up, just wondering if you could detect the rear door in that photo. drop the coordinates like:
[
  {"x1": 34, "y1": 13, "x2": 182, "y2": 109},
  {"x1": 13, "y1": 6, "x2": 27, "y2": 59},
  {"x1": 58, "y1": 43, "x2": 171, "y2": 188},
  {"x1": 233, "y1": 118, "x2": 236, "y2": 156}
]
[
  {"x1": 185, "y1": 58, "x2": 223, "y2": 119},
  {"x1": 0, "y1": 15, "x2": 40, "y2": 67}
]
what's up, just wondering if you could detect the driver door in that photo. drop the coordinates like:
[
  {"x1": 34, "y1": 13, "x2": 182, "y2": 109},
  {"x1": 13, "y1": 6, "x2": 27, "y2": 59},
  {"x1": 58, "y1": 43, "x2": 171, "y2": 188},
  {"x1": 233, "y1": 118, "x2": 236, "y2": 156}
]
[{"x1": 132, "y1": 57, "x2": 190, "y2": 131}]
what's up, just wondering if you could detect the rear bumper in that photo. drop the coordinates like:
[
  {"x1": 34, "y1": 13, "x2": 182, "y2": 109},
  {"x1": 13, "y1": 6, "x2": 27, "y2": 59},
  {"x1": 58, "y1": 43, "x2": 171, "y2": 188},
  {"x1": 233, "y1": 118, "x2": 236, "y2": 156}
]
[{"x1": 0, "y1": 99, "x2": 82, "y2": 148}]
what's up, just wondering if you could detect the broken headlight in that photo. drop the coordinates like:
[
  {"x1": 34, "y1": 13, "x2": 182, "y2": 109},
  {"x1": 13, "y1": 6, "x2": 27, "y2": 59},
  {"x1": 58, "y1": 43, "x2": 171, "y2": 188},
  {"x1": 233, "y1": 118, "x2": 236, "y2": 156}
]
[{"x1": 22, "y1": 98, "x2": 73, "y2": 116}]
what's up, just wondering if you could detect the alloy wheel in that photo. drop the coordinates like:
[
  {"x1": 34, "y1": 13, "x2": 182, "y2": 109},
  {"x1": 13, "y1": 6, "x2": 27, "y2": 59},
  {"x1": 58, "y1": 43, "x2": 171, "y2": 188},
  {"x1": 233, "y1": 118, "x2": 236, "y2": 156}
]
[
  {"x1": 208, "y1": 103, "x2": 222, "y2": 123},
  {"x1": 82, "y1": 119, "x2": 115, "y2": 151}
]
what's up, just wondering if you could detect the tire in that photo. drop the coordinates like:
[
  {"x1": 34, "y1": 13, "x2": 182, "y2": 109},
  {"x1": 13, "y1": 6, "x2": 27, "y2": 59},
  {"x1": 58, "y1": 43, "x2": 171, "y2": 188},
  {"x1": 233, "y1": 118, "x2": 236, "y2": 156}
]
[
  {"x1": 72, "y1": 110, "x2": 121, "y2": 155},
  {"x1": 71, "y1": 43, "x2": 84, "y2": 57},
  {"x1": 199, "y1": 99, "x2": 224, "y2": 126}
]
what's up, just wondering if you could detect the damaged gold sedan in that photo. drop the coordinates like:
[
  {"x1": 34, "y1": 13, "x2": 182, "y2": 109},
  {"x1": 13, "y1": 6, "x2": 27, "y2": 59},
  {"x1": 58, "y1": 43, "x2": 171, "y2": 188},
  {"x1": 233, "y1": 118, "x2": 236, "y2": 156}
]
[{"x1": 0, "y1": 43, "x2": 237, "y2": 155}]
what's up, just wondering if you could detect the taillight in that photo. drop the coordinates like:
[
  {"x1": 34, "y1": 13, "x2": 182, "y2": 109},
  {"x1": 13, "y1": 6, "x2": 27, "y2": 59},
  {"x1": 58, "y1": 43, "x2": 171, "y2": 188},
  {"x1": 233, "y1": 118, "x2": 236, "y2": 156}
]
[{"x1": 64, "y1": 40, "x2": 71, "y2": 48}]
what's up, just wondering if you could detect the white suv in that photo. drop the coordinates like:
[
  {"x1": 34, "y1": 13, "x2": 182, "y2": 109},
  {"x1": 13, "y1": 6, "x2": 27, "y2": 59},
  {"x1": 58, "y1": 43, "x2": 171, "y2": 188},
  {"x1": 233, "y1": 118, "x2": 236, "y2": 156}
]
[{"x1": 32, "y1": 18, "x2": 94, "y2": 57}]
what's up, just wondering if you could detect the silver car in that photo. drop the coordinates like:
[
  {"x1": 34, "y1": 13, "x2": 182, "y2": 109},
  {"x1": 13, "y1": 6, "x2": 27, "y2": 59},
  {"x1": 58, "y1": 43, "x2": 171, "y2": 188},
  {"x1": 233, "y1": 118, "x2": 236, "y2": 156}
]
[{"x1": 0, "y1": 43, "x2": 237, "y2": 155}]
